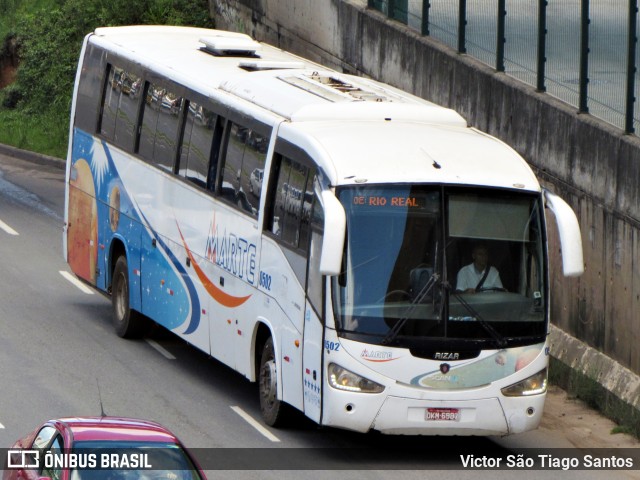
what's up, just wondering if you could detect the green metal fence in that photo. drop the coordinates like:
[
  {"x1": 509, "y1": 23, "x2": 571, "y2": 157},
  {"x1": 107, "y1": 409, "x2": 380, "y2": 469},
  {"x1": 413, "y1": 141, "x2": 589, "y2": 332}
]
[{"x1": 369, "y1": 0, "x2": 639, "y2": 134}]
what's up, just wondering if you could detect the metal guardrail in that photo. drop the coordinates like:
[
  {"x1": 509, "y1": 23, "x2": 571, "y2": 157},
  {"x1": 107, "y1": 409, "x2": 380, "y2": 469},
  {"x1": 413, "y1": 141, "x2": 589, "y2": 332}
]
[{"x1": 369, "y1": 0, "x2": 640, "y2": 134}]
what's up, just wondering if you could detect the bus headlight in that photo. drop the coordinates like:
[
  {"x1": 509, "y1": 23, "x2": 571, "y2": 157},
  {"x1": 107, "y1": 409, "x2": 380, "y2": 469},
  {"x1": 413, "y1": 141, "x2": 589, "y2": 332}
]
[
  {"x1": 501, "y1": 368, "x2": 548, "y2": 397},
  {"x1": 328, "y1": 363, "x2": 385, "y2": 393}
]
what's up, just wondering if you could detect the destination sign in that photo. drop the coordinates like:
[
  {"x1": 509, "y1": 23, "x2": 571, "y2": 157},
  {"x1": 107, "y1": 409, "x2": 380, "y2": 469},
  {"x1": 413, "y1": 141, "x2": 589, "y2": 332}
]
[{"x1": 351, "y1": 194, "x2": 427, "y2": 208}]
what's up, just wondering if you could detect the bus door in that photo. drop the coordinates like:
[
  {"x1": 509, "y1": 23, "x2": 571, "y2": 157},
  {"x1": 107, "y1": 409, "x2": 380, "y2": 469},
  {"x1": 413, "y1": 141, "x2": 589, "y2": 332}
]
[
  {"x1": 302, "y1": 192, "x2": 325, "y2": 423},
  {"x1": 265, "y1": 148, "x2": 327, "y2": 413}
]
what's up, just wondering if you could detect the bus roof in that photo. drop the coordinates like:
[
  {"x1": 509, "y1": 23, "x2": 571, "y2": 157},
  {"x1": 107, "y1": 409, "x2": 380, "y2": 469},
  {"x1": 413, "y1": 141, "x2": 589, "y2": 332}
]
[
  {"x1": 279, "y1": 120, "x2": 540, "y2": 190},
  {"x1": 89, "y1": 25, "x2": 540, "y2": 192}
]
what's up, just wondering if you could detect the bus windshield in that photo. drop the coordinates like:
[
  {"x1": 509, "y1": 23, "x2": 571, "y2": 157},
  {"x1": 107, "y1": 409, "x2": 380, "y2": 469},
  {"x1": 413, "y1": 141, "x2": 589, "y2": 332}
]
[{"x1": 333, "y1": 185, "x2": 546, "y2": 349}]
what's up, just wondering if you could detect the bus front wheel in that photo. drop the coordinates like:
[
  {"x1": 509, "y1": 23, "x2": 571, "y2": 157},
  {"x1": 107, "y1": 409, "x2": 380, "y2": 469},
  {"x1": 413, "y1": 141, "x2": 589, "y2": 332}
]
[
  {"x1": 112, "y1": 255, "x2": 144, "y2": 338},
  {"x1": 259, "y1": 336, "x2": 288, "y2": 427}
]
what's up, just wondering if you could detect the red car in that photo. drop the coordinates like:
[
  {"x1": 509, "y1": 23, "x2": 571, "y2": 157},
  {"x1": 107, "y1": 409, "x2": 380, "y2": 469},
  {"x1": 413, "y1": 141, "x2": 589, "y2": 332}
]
[{"x1": 3, "y1": 417, "x2": 206, "y2": 480}]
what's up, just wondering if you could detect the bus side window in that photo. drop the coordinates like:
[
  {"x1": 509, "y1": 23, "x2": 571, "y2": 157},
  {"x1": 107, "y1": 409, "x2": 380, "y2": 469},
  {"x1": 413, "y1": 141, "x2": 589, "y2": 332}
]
[
  {"x1": 100, "y1": 65, "x2": 119, "y2": 140},
  {"x1": 282, "y1": 161, "x2": 310, "y2": 247},
  {"x1": 268, "y1": 154, "x2": 312, "y2": 251},
  {"x1": 76, "y1": 44, "x2": 105, "y2": 134},
  {"x1": 138, "y1": 82, "x2": 183, "y2": 172},
  {"x1": 219, "y1": 121, "x2": 268, "y2": 217},
  {"x1": 221, "y1": 122, "x2": 247, "y2": 202},
  {"x1": 178, "y1": 101, "x2": 216, "y2": 189},
  {"x1": 298, "y1": 175, "x2": 314, "y2": 250},
  {"x1": 207, "y1": 117, "x2": 224, "y2": 192},
  {"x1": 306, "y1": 192, "x2": 324, "y2": 316},
  {"x1": 271, "y1": 156, "x2": 292, "y2": 238},
  {"x1": 113, "y1": 70, "x2": 141, "y2": 151},
  {"x1": 99, "y1": 65, "x2": 140, "y2": 151}
]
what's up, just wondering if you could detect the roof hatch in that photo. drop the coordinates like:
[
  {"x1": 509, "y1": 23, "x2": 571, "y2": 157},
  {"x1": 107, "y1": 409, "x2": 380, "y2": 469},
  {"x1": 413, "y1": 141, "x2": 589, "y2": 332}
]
[{"x1": 280, "y1": 73, "x2": 396, "y2": 102}]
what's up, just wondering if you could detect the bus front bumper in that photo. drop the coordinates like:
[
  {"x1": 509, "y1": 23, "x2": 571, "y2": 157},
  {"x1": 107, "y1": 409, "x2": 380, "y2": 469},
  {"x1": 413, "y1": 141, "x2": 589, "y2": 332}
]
[{"x1": 321, "y1": 389, "x2": 546, "y2": 436}]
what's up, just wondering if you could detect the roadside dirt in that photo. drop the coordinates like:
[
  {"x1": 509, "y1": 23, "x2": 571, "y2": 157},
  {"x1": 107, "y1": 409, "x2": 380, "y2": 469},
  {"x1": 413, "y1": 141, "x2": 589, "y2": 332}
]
[
  {"x1": 541, "y1": 385, "x2": 639, "y2": 449},
  {"x1": 0, "y1": 63, "x2": 17, "y2": 89},
  {"x1": 0, "y1": 35, "x2": 19, "y2": 89}
]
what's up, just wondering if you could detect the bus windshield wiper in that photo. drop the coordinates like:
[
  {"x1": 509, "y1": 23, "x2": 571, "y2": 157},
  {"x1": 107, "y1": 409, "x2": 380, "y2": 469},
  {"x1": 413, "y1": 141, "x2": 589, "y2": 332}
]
[
  {"x1": 446, "y1": 284, "x2": 507, "y2": 349},
  {"x1": 381, "y1": 273, "x2": 440, "y2": 345}
]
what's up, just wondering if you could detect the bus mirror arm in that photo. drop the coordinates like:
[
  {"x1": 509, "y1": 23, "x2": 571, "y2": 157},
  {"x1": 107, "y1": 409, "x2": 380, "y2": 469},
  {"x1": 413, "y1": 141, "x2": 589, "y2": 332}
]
[
  {"x1": 319, "y1": 191, "x2": 346, "y2": 276},
  {"x1": 543, "y1": 189, "x2": 584, "y2": 277}
]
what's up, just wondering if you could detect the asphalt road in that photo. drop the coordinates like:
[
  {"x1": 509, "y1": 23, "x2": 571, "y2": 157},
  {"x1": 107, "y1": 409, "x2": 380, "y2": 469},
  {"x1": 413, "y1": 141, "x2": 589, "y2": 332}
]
[{"x1": 0, "y1": 151, "x2": 638, "y2": 480}]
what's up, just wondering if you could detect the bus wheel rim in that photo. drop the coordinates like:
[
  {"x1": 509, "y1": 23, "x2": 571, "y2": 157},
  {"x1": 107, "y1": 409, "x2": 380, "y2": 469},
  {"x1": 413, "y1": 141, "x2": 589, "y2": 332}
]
[
  {"x1": 115, "y1": 272, "x2": 126, "y2": 320},
  {"x1": 261, "y1": 360, "x2": 277, "y2": 404}
]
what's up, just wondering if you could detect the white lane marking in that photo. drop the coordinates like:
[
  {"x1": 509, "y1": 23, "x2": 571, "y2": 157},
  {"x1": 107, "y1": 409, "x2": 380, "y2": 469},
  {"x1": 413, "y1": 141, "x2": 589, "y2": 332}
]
[
  {"x1": 230, "y1": 406, "x2": 281, "y2": 443},
  {"x1": 0, "y1": 218, "x2": 19, "y2": 235},
  {"x1": 0, "y1": 422, "x2": 5, "y2": 429},
  {"x1": 145, "y1": 339, "x2": 176, "y2": 360},
  {"x1": 59, "y1": 271, "x2": 95, "y2": 295}
]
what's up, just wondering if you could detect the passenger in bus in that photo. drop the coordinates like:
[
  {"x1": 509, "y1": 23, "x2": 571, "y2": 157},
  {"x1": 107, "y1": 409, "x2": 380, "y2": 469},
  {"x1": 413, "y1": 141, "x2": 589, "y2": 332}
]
[{"x1": 455, "y1": 244, "x2": 504, "y2": 293}]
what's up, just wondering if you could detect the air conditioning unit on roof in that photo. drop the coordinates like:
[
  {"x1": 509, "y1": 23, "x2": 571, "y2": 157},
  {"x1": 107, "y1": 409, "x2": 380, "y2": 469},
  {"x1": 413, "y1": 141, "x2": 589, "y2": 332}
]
[{"x1": 199, "y1": 36, "x2": 261, "y2": 56}]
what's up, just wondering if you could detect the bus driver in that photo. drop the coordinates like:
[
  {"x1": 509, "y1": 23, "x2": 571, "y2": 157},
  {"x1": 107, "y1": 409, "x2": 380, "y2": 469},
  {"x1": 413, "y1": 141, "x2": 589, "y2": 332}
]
[{"x1": 456, "y1": 244, "x2": 504, "y2": 293}]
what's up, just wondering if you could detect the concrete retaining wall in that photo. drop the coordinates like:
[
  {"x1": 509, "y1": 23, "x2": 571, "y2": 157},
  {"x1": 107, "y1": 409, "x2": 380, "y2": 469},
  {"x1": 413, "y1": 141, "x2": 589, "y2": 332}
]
[{"x1": 210, "y1": 0, "x2": 640, "y2": 413}]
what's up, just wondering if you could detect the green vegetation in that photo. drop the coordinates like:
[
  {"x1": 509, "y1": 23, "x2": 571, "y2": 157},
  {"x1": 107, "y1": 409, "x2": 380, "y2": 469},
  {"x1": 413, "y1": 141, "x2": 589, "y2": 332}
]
[
  {"x1": 0, "y1": 0, "x2": 214, "y2": 158},
  {"x1": 610, "y1": 425, "x2": 635, "y2": 436},
  {"x1": 0, "y1": 108, "x2": 68, "y2": 156}
]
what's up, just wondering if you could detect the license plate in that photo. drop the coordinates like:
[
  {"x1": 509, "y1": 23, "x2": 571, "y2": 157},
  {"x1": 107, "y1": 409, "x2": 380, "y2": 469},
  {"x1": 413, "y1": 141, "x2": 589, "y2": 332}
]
[{"x1": 425, "y1": 408, "x2": 460, "y2": 421}]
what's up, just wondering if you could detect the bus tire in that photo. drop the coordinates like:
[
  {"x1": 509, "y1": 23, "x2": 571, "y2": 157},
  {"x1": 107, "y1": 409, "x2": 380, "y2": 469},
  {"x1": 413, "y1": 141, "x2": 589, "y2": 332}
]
[
  {"x1": 259, "y1": 336, "x2": 288, "y2": 427},
  {"x1": 112, "y1": 255, "x2": 144, "y2": 338}
]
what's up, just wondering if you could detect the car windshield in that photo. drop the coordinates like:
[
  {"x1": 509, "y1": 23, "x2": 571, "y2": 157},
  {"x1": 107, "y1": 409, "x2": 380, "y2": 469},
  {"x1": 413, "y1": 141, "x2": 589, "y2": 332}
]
[
  {"x1": 69, "y1": 441, "x2": 202, "y2": 480},
  {"x1": 332, "y1": 185, "x2": 546, "y2": 349}
]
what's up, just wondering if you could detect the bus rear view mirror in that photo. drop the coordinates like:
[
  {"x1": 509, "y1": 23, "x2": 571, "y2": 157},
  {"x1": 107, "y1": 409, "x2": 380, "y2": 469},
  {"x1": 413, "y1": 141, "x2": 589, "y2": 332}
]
[
  {"x1": 320, "y1": 191, "x2": 346, "y2": 276},
  {"x1": 544, "y1": 190, "x2": 584, "y2": 277}
]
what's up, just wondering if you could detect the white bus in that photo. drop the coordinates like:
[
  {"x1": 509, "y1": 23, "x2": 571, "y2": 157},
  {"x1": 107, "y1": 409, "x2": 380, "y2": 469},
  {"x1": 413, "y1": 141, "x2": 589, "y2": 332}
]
[{"x1": 64, "y1": 25, "x2": 583, "y2": 435}]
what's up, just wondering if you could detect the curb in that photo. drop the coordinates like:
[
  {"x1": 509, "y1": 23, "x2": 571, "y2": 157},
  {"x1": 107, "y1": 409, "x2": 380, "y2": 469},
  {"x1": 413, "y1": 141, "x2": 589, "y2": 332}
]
[{"x1": 0, "y1": 143, "x2": 65, "y2": 169}]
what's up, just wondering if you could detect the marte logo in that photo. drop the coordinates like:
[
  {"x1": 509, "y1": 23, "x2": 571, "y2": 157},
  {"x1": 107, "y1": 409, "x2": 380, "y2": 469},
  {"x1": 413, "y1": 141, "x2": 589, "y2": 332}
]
[
  {"x1": 434, "y1": 352, "x2": 460, "y2": 360},
  {"x1": 361, "y1": 349, "x2": 398, "y2": 362}
]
